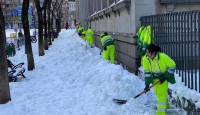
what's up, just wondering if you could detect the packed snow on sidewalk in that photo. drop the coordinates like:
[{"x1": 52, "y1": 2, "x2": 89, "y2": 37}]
[{"x1": 0, "y1": 29, "x2": 187, "y2": 115}]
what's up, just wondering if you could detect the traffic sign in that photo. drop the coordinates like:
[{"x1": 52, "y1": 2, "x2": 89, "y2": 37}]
[
  {"x1": 11, "y1": 10, "x2": 18, "y2": 17},
  {"x1": 16, "y1": 7, "x2": 22, "y2": 15},
  {"x1": 14, "y1": 7, "x2": 33, "y2": 22},
  {"x1": 18, "y1": 15, "x2": 22, "y2": 22},
  {"x1": 29, "y1": 17, "x2": 32, "y2": 22},
  {"x1": 28, "y1": 10, "x2": 33, "y2": 16},
  {"x1": 11, "y1": 17, "x2": 19, "y2": 21},
  {"x1": 28, "y1": 7, "x2": 33, "y2": 16}
]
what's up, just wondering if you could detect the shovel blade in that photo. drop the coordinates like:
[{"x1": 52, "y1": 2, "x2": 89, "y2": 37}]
[{"x1": 113, "y1": 99, "x2": 127, "y2": 105}]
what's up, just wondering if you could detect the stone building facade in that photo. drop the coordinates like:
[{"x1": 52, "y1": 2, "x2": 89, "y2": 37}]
[{"x1": 75, "y1": 0, "x2": 200, "y2": 74}]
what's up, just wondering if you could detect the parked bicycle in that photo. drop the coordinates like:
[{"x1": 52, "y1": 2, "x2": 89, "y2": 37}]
[{"x1": 30, "y1": 36, "x2": 37, "y2": 43}]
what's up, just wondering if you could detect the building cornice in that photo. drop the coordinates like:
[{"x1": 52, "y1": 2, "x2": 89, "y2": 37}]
[
  {"x1": 160, "y1": 0, "x2": 200, "y2": 4},
  {"x1": 87, "y1": 0, "x2": 131, "y2": 21}
]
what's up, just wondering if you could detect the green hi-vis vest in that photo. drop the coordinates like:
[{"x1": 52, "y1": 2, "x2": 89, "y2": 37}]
[
  {"x1": 137, "y1": 25, "x2": 153, "y2": 57},
  {"x1": 101, "y1": 35, "x2": 114, "y2": 48},
  {"x1": 81, "y1": 31, "x2": 86, "y2": 37},
  {"x1": 143, "y1": 52, "x2": 176, "y2": 85},
  {"x1": 142, "y1": 25, "x2": 152, "y2": 51},
  {"x1": 78, "y1": 26, "x2": 83, "y2": 33},
  {"x1": 137, "y1": 26, "x2": 145, "y2": 56},
  {"x1": 86, "y1": 29, "x2": 94, "y2": 36}
]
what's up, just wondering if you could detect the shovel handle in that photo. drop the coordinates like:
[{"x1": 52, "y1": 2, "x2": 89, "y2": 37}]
[{"x1": 134, "y1": 80, "x2": 160, "y2": 99}]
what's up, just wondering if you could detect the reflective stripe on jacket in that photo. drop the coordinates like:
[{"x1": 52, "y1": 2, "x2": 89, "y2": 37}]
[
  {"x1": 143, "y1": 52, "x2": 176, "y2": 85},
  {"x1": 101, "y1": 35, "x2": 114, "y2": 48}
]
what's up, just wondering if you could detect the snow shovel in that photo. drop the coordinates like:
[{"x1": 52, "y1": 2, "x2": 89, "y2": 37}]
[{"x1": 113, "y1": 80, "x2": 160, "y2": 105}]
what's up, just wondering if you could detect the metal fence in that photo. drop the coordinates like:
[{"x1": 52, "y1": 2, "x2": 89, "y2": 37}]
[{"x1": 141, "y1": 10, "x2": 200, "y2": 92}]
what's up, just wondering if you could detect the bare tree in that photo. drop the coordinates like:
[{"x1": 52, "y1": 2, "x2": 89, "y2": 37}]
[
  {"x1": 22, "y1": 0, "x2": 35, "y2": 70},
  {"x1": 55, "y1": 0, "x2": 64, "y2": 34},
  {"x1": 0, "y1": 2, "x2": 11, "y2": 104},
  {"x1": 34, "y1": 0, "x2": 48, "y2": 56},
  {"x1": 43, "y1": 1, "x2": 48, "y2": 50},
  {"x1": 51, "y1": 0, "x2": 58, "y2": 41},
  {"x1": 48, "y1": 0, "x2": 52, "y2": 45}
]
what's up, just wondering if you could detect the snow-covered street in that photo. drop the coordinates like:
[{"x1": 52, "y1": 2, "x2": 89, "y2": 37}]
[{"x1": 0, "y1": 29, "x2": 187, "y2": 115}]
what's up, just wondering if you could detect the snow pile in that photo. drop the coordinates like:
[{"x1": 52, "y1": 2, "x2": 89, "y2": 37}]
[
  {"x1": 0, "y1": 29, "x2": 157, "y2": 115},
  {"x1": 169, "y1": 75, "x2": 200, "y2": 108}
]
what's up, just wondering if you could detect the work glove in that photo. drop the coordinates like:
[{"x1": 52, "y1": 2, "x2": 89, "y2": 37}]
[
  {"x1": 160, "y1": 76, "x2": 167, "y2": 84},
  {"x1": 103, "y1": 46, "x2": 107, "y2": 50},
  {"x1": 144, "y1": 85, "x2": 150, "y2": 92}
]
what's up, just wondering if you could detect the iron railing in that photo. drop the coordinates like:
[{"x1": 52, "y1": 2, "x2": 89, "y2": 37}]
[{"x1": 141, "y1": 10, "x2": 200, "y2": 92}]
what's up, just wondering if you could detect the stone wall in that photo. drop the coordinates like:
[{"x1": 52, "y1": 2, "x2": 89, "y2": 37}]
[
  {"x1": 168, "y1": 89, "x2": 200, "y2": 114},
  {"x1": 88, "y1": 0, "x2": 141, "y2": 74},
  {"x1": 156, "y1": 0, "x2": 200, "y2": 13},
  {"x1": 82, "y1": 0, "x2": 160, "y2": 74},
  {"x1": 94, "y1": 31, "x2": 140, "y2": 73}
]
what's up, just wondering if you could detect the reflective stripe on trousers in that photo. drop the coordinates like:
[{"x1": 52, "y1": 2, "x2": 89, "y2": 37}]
[
  {"x1": 103, "y1": 45, "x2": 115, "y2": 64},
  {"x1": 153, "y1": 79, "x2": 168, "y2": 115}
]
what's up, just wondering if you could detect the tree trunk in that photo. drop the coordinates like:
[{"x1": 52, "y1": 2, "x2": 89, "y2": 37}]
[
  {"x1": 56, "y1": 12, "x2": 61, "y2": 35},
  {"x1": 48, "y1": 0, "x2": 52, "y2": 45},
  {"x1": 58, "y1": 11, "x2": 62, "y2": 33},
  {"x1": 22, "y1": 0, "x2": 35, "y2": 70},
  {"x1": 44, "y1": 5, "x2": 48, "y2": 50},
  {"x1": 0, "y1": 3, "x2": 11, "y2": 104},
  {"x1": 34, "y1": 0, "x2": 46, "y2": 56},
  {"x1": 51, "y1": 13, "x2": 54, "y2": 41},
  {"x1": 56, "y1": 18, "x2": 59, "y2": 34},
  {"x1": 38, "y1": 11, "x2": 45, "y2": 56}
]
